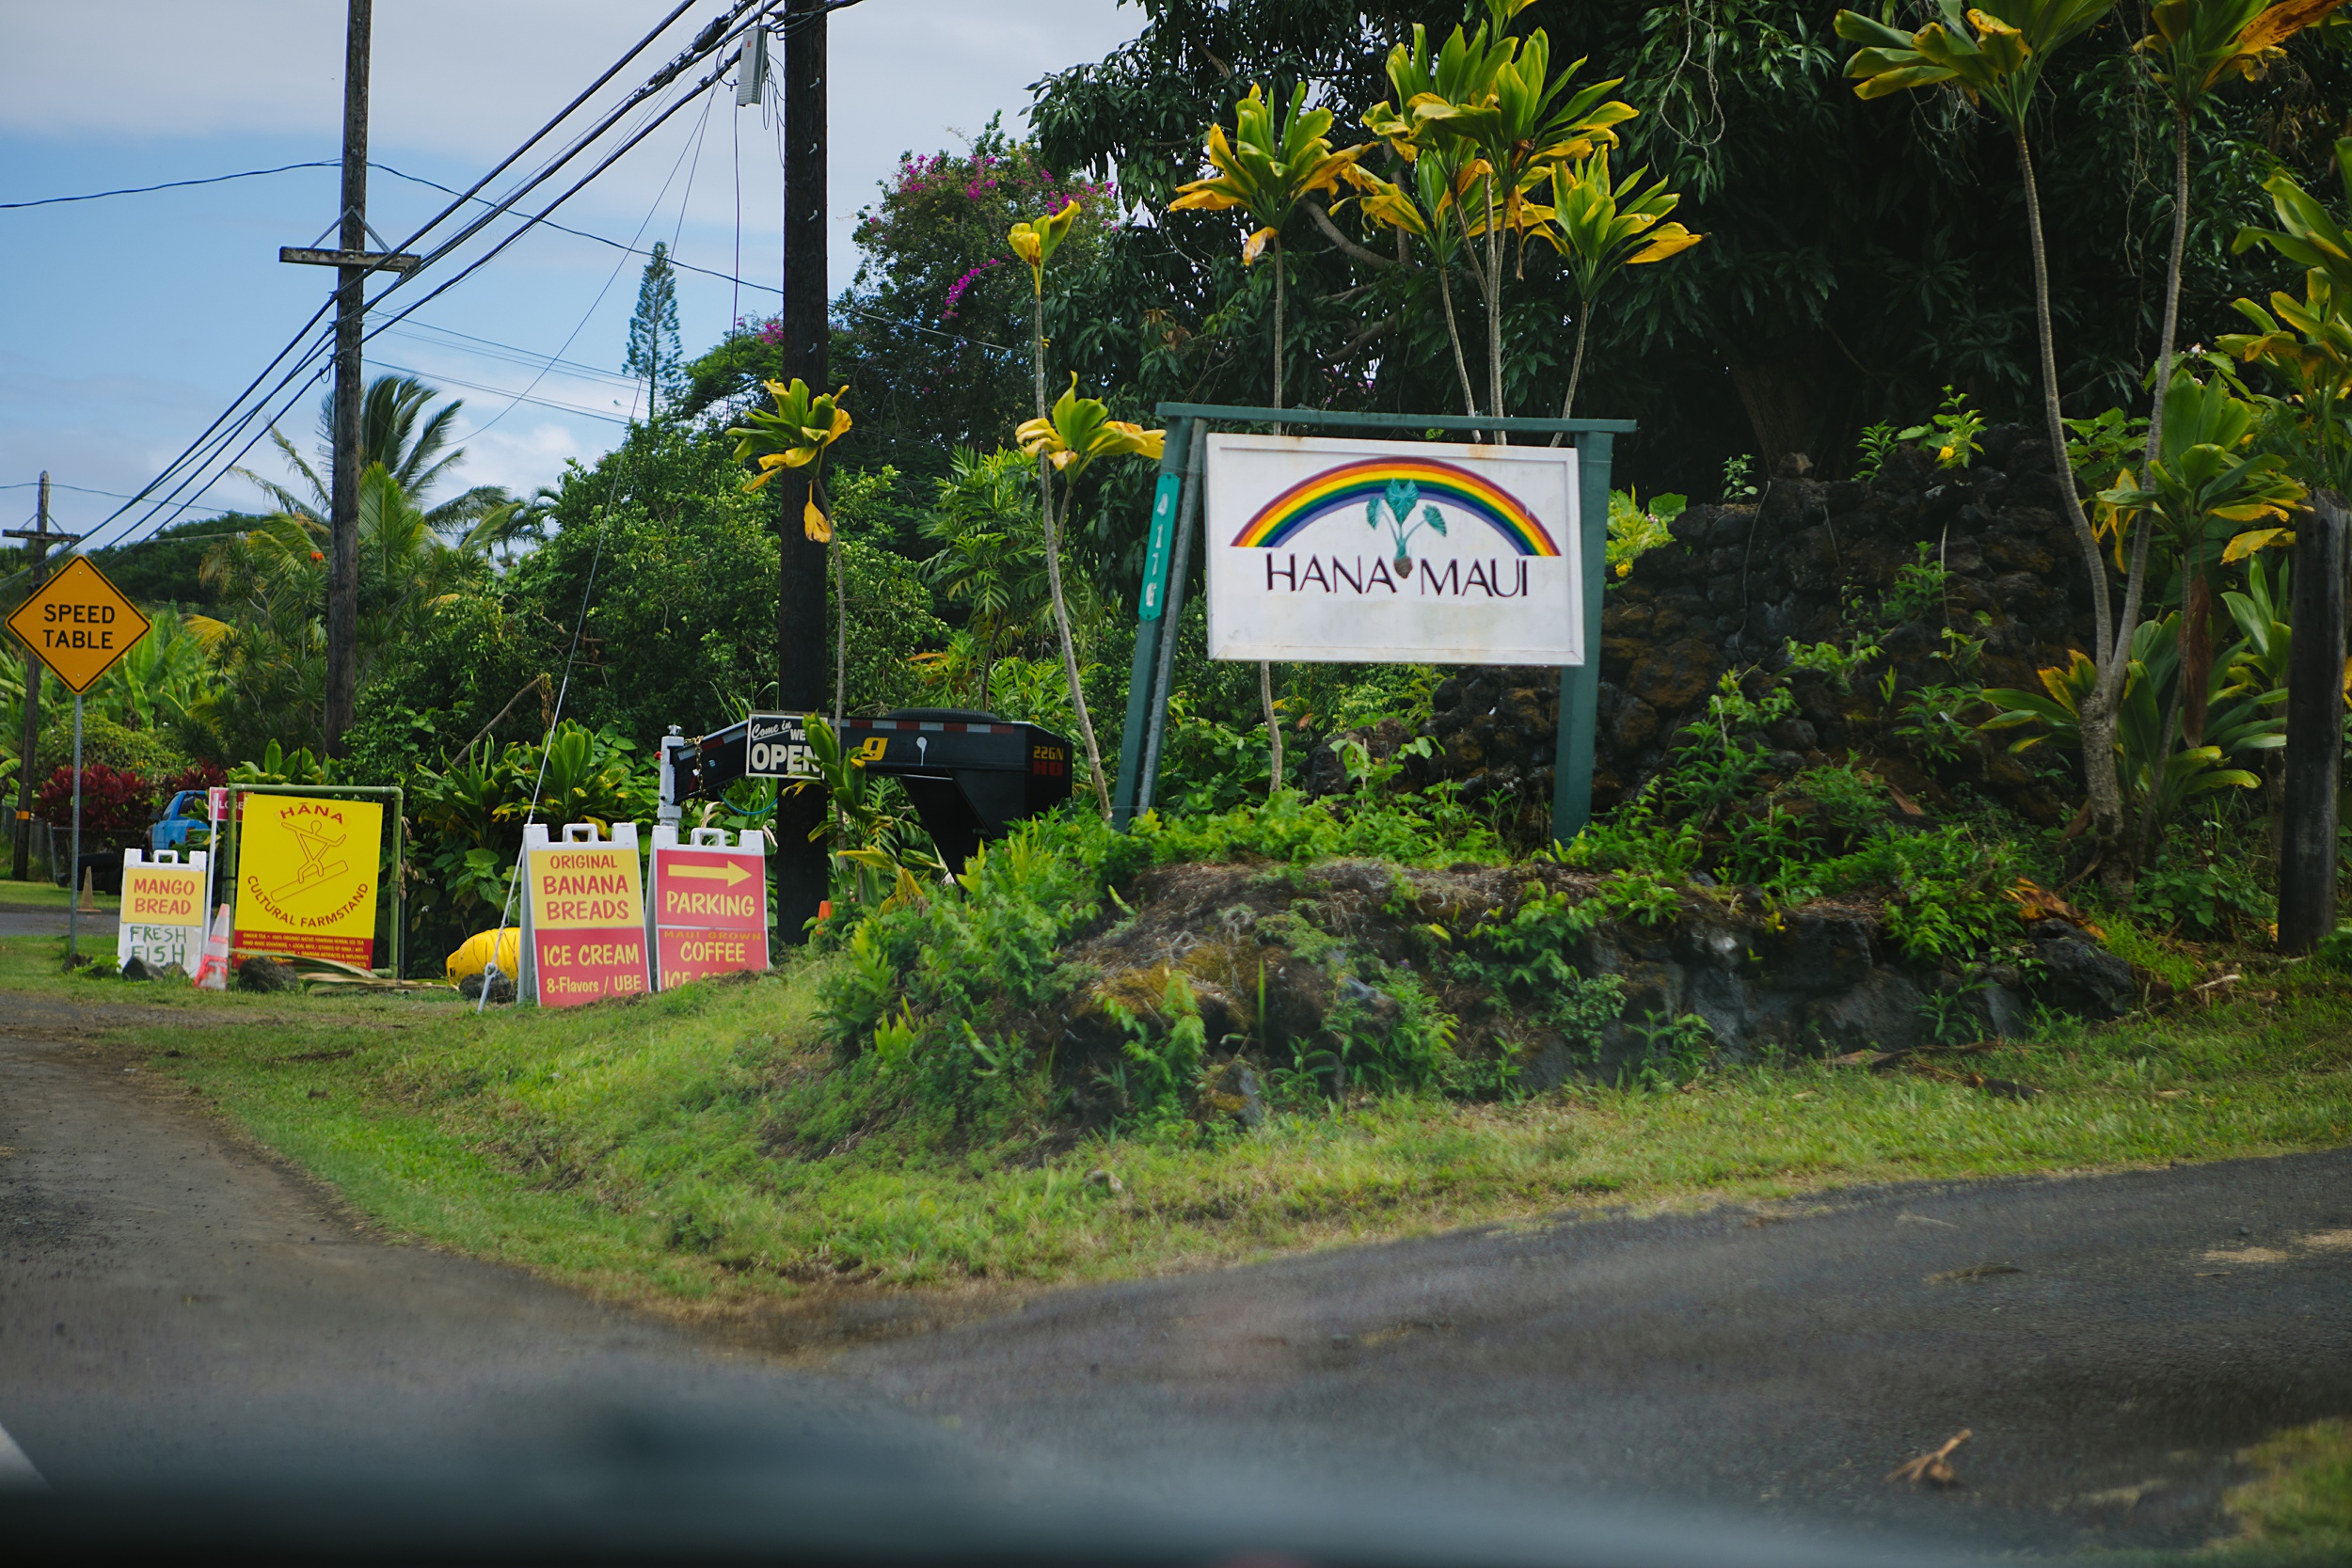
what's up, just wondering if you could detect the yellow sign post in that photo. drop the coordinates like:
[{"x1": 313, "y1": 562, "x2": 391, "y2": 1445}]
[
  {"x1": 8, "y1": 554, "x2": 151, "y2": 968},
  {"x1": 6, "y1": 555, "x2": 151, "y2": 694},
  {"x1": 232, "y1": 793, "x2": 386, "y2": 966}
]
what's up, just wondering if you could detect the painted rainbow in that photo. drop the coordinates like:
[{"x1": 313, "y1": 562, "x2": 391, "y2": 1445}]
[{"x1": 1230, "y1": 457, "x2": 1560, "y2": 556}]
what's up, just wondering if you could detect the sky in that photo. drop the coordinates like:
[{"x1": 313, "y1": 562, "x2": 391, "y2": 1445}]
[{"x1": 0, "y1": 0, "x2": 1146, "y2": 552}]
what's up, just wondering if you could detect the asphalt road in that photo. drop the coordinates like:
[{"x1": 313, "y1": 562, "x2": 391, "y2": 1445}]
[
  {"x1": 2, "y1": 991, "x2": 2346, "y2": 1560},
  {"x1": 0, "y1": 906, "x2": 117, "y2": 940}
]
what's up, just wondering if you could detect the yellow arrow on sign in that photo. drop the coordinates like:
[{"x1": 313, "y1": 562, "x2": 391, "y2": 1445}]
[{"x1": 669, "y1": 861, "x2": 752, "y2": 887}]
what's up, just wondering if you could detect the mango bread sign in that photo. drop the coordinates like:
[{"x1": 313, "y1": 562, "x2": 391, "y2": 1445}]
[
  {"x1": 648, "y1": 826, "x2": 767, "y2": 990},
  {"x1": 6, "y1": 555, "x2": 152, "y2": 692},
  {"x1": 118, "y1": 848, "x2": 208, "y2": 973},
  {"x1": 522, "y1": 822, "x2": 649, "y2": 1006},
  {"x1": 233, "y1": 794, "x2": 384, "y2": 965}
]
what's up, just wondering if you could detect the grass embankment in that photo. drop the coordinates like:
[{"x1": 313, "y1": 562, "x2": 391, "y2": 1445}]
[
  {"x1": 8, "y1": 926, "x2": 2350, "y2": 1318},
  {"x1": 0, "y1": 878, "x2": 116, "y2": 911}
]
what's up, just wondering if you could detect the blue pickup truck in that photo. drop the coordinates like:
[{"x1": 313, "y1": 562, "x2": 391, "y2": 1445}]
[{"x1": 151, "y1": 790, "x2": 215, "y2": 855}]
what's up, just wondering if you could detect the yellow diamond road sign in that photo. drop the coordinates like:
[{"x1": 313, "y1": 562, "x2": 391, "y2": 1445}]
[{"x1": 6, "y1": 555, "x2": 151, "y2": 693}]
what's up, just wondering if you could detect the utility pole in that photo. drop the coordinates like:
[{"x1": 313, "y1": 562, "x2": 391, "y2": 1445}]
[
  {"x1": 279, "y1": 0, "x2": 416, "y2": 756},
  {"x1": 324, "y1": 0, "x2": 371, "y2": 757},
  {"x1": 7, "y1": 474, "x2": 78, "y2": 881},
  {"x1": 774, "y1": 0, "x2": 829, "y2": 941},
  {"x1": 2280, "y1": 493, "x2": 2347, "y2": 951}
]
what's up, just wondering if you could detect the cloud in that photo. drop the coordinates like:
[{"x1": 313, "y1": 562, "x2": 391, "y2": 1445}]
[
  {"x1": 457, "y1": 421, "x2": 591, "y2": 499},
  {"x1": 1, "y1": 0, "x2": 1146, "y2": 529}
]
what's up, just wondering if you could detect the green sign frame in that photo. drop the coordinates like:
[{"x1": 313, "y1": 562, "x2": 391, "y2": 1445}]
[{"x1": 1111, "y1": 403, "x2": 1636, "y2": 843}]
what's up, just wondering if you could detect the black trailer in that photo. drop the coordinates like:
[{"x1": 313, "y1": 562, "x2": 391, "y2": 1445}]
[{"x1": 660, "y1": 709, "x2": 1073, "y2": 869}]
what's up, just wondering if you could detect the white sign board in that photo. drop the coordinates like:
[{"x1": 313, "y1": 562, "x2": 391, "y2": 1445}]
[
  {"x1": 118, "y1": 847, "x2": 208, "y2": 974},
  {"x1": 1204, "y1": 435, "x2": 1582, "y2": 666}
]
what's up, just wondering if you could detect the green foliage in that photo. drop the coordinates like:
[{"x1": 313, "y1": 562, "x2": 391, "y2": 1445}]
[
  {"x1": 1559, "y1": 669, "x2": 2023, "y2": 961},
  {"x1": 1720, "y1": 453, "x2": 1760, "y2": 502},
  {"x1": 1607, "y1": 487, "x2": 1685, "y2": 578},
  {"x1": 1622, "y1": 1011, "x2": 1715, "y2": 1090},
  {"x1": 623, "y1": 241, "x2": 685, "y2": 415},
  {"x1": 34, "y1": 709, "x2": 193, "y2": 788},
  {"x1": 229, "y1": 738, "x2": 330, "y2": 786},
  {"x1": 1784, "y1": 632, "x2": 1883, "y2": 692},
  {"x1": 1851, "y1": 422, "x2": 1900, "y2": 482},
  {"x1": 2063, "y1": 404, "x2": 2150, "y2": 491},
  {"x1": 1896, "y1": 384, "x2": 1986, "y2": 470},
  {"x1": 1981, "y1": 610, "x2": 2277, "y2": 844},
  {"x1": 2131, "y1": 834, "x2": 2272, "y2": 937},
  {"x1": 791, "y1": 120, "x2": 1118, "y2": 484},
  {"x1": 1887, "y1": 542, "x2": 1956, "y2": 626}
]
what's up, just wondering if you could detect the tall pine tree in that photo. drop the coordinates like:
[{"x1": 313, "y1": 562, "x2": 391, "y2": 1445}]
[{"x1": 624, "y1": 242, "x2": 684, "y2": 417}]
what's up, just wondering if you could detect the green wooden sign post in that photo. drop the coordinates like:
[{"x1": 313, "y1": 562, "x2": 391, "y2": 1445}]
[{"x1": 1112, "y1": 403, "x2": 1636, "y2": 844}]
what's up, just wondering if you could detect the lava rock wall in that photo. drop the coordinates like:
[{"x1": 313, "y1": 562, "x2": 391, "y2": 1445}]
[{"x1": 1309, "y1": 426, "x2": 2100, "y2": 829}]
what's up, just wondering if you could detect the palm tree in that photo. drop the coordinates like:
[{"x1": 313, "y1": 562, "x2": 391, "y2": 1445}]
[
  {"x1": 237, "y1": 373, "x2": 510, "y2": 540},
  {"x1": 199, "y1": 461, "x2": 500, "y2": 753},
  {"x1": 920, "y1": 447, "x2": 1048, "y2": 707}
]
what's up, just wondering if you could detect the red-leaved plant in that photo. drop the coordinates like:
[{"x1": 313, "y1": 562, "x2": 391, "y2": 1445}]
[{"x1": 35, "y1": 763, "x2": 156, "y2": 839}]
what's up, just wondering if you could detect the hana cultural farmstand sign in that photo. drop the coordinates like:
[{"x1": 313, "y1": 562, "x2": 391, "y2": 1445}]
[
  {"x1": 520, "y1": 821, "x2": 650, "y2": 1006},
  {"x1": 210, "y1": 784, "x2": 406, "y2": 979},
  {"x1": 230, "y1": 792, "x2": 387, "y2": 966},
  {"x1": 1112, "y1": 405, "x2": 1631, "y2": 840}
]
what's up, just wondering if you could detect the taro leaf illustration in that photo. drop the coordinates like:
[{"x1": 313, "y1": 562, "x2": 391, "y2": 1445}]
[{"x1": 1422, "y1": 504, "x2": 1446, "y2": 536}]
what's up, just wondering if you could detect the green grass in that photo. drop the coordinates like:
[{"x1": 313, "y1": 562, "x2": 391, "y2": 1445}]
[
  {"x1": 2084, "y1": 1418, "x2": 2352, "y2": 1565},
  {"x1": 0, "y1": 875, "x2": 115, "y2": 911},
  {"x1": 12, "y1": 926, "x2": 2352, "y2": 1320}
]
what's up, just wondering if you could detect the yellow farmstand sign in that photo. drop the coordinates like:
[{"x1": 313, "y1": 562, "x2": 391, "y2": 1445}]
[{"x1": 233, "y1": 794, "x2": 384, "y2": 965}]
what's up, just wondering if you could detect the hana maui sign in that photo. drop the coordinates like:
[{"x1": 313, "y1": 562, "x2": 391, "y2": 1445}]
[{"x1": 1203, "y1": 435, "x2": 1582, "y2": 666}]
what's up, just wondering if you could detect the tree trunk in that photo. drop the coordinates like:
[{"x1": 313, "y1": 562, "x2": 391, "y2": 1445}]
[
  {"x1": 1271, "y1": 235, "x2": 1285, "y2": 416},
  {"x1": 1438, "y1": 259, "x2": 1480, "y2": 421},
  {"x1": 2280, "y1": 492, "x2": 2347, "y2": 951},
  {"x1": 832, "y1": 528, "x2": 846, "y2": 730},
  {"x1": 2145, "y1": 112, "x2": 2191, "y2": 469},
  {"x1": 1029, "y1": 284, "x2": 1110, "y2": 817},
  {"x1": 1724, "y1": 338, "x2": 1834, "y2": 473},
  {"x1": 2012, "y1": 126, "x2": 2127, "y2": 867},
  {"x1": 2104, "y1": 110, "x2": 2195, "y2": 784},
  {"x1": 1485, "y1": 184, "x2": 1507, "y2": 440},
  {"x1": 2180, "y1": 566, "x2": 2212, "y2": 750},
  {"x1": 1041, "y1": 479, "x2": 1111, "y2": 819},
  {"x1": 1550, "y1": 309, "x2": 1590, "y2": 448}
]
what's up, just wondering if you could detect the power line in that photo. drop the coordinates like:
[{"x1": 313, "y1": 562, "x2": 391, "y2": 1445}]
[
  {"x1": 0, "y1": 481, "x2": 145, "y2": 499},
  {"x1": 0, "y1": 161, "x2": 339, "y2": 210},
  {"x1": 39, "y1": 5, "x2": 765, "y2": 571},
  {"x1": 367, "y1": 360, "x2": 637, "y2": 425},
  {"x1": 381, "y1": 322, "x2": 641, "y2": 389}
]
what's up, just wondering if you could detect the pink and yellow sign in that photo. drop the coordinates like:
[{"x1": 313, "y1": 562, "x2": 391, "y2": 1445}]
[
  {"x1": 649, "y1": 829, "x2": 767, "y2": 990},
  {"x1": 524, "y1": 827, "x2": 648, "y2": 1006}
]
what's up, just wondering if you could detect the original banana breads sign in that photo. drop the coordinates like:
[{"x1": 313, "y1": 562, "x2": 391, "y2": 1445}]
[
  {"x1": 1204, "y1": 435, "x2": 1581, "y2": 666},
  {"x1": 523, "y1": 827, "x2": 649, "y2": 1006}
]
